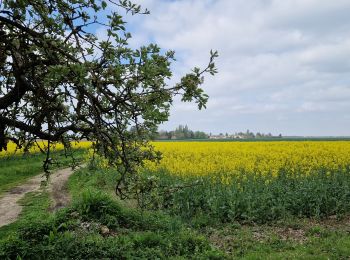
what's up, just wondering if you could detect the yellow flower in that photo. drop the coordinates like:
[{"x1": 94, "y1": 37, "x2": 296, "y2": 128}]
[{"x1": 143, "y1": 141, "x2": 350, "y2": 181}]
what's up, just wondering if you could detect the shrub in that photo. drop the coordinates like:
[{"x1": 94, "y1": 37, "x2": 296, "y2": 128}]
[{"x1": 0, "y1": 190, "x2": 225, "y2": 259}]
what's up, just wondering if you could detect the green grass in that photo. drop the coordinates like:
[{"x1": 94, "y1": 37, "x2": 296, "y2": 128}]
[
  {"x1": 0, "y1": 188, "x2": 225, "y2": 259},
  {"x1": 0, "y1": 190, "x2": 51, "y2": 240},
  {"x1": 0, "y1": 167, "x2": 226, "y2": 259},
  {"x1": 0, "y1": 155, "x2": 46, "y2": 195},
  {"x1": 202, "y1": 219, "x2": 350, "y2": 259},
  {"x1": 0, "y1": 150, "x2": 85, "y2": 196}
]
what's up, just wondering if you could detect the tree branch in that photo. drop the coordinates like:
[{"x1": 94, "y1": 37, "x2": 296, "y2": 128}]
[{"x1": 0, "y1": 74, "x2": 31, "y2": 109}]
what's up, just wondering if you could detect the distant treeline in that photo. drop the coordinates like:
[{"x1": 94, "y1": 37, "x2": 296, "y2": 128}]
[
  {"x1": 156, "y1": 125, "x2": 208, "y2": 140},
  {"x1": 154, "y1": 125, "x2": 282, "y2": 140}
]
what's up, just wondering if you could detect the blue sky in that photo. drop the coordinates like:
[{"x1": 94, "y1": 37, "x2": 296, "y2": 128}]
[{"x1": 101, "y1": 0, "x2": 350, "y2": 136}]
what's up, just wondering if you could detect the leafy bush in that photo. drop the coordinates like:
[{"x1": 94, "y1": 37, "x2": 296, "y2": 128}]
[
  {"x1": 0, "y1": 190, "x2": 225, "y2": 259},
  {"x1": 70, "y1": 190, "x2": 182, "y2": 232}
]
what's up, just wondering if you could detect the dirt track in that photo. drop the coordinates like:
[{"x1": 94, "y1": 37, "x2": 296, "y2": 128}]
[{"x1": 0, "y1": 167, "x2": 76, "y2": 228}]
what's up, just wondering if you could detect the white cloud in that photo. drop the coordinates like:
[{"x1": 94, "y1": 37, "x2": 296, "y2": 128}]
[{"x1": 116, "y1": 0, "x2": 350, "y2": 135}]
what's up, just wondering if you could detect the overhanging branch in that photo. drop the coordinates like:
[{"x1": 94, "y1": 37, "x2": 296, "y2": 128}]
[
  {"x1": 0, "y1": 75, "x2": 32, "y2": 109},
  {"x1": 0, "y1": 115, "x2": 90, "y2": 141}
]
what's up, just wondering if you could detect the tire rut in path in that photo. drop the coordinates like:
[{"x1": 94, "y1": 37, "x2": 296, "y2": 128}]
[{"x1": 0, "y1": 167, "x2": 76, "y2": 228}]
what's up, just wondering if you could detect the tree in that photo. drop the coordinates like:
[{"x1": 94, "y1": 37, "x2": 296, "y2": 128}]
[{"x1": 0, "y1": 0, "x2": 217, "y2": 195}]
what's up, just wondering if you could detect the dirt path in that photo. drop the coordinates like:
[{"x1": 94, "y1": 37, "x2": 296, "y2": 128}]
[
  {"x1": 48, "y1": 167, "x2": 76, "y2": 211},
  {"x1": 0, "y1": 167, "x2": 77, "y2": 228}
]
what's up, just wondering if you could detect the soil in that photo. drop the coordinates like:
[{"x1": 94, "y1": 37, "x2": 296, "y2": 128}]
[{"x1": 0, "y1": 167, "x2": 77, "y2": 228}]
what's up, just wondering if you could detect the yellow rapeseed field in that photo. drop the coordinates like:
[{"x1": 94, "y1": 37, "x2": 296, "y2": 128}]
[
  {"x1": 0, "y1": 140, "x2": 92, "y2": 157},
  {"x1": 145, "y1": 141, "x2": 350, "y2": 179},
  {"x1": 3, "y1": 140, "x2": 350, "y2": 180}
]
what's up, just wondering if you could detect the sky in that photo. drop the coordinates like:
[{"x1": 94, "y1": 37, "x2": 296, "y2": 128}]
[{"x1": 107, "y1": 0, "x2": 350, "y2": 136}]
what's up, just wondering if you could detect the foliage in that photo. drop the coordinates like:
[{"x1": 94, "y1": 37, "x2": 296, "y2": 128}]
[
  {"x1": 156, "y1": 124, "x2": 208, "y2": 140},
  {"x1": 0, "y1": 190, "x2": 225, "y2": 259},
  {"x1": 139, "y1": 169, "x2": 350, "y2": 224},
  {"x1": 0, "y1": 0, "x2": 217, "y2": 191},
  {"x1": 71, "y1": 190, "x2": 182, "y2": 231}
]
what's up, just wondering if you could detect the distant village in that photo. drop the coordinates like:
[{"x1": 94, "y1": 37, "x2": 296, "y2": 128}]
[
  {"x1": 155, "y1": 125, "x2": 282, "y2": 140},
  {"x1": 208, "y1": 131, "x2": 283, "y2": 140}
]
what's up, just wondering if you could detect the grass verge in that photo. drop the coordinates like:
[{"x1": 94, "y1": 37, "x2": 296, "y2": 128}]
[
  {"x1": 0, "y1": 167, "x2": 225, "y2": 259},
  {"x1": 0, "y1": 150, "x2": 85, "y2": 196}
]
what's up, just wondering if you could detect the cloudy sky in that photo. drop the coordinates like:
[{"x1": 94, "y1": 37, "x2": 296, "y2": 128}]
[{"x1": 115, "y1": 0, "x2": 350, "y2": 136}]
